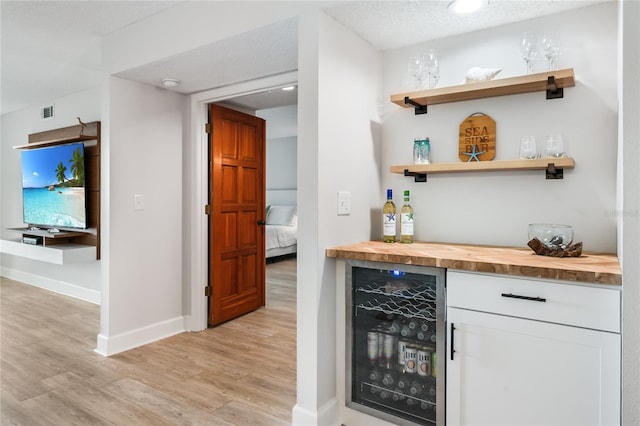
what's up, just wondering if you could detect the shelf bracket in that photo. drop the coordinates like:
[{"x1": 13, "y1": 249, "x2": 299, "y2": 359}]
[
  {"x1": 546, "y1": 163, "x2": 564, "y2": 179},
  {"x1": 404, "y1": 97, "x2": 428, "y2": 115},
  {"x1": 546, "y1": 76, "x2": 564, "y2": 99},
  {"x1": 404, "y1": 169, "x2": 427, "y2": 182}
]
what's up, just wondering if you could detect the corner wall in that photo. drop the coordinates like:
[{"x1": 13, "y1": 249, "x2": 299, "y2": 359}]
[
  {"x1": 96, "y1": 77, "x2": 187, "y2": 355},
  {"x1": 293, "y1": 10, "x2": 383, "y2": 425},
  {"x1": 0, "y1": 87, "x2": 102, "y2": 304}
]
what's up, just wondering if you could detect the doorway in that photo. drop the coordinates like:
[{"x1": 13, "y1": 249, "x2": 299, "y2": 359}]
[
  {"x1": 190, "y1": 71, "x2": 298, "y2": 331},
  {"x1": 189, "y1": 76, "x2": 298, "y2": 331}
]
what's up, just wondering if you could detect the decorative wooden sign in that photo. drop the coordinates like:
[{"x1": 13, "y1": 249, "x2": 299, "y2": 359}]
[{"x1": 459, "y1": 113, "x2": 496, "y2": 162}]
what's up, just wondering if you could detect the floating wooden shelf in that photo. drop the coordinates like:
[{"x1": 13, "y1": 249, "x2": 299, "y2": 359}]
[
  {"x1": 13, "y1": 121, "x2": 100, "y2": 149},
  {"x1": 391, "y1": 157, "x2": 575, "y2": 182},
  {"x1": 391, "y1": 68, "x2": 575, "y2": 114}
]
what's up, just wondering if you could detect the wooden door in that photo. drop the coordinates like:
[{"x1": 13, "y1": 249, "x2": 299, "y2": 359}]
[{"x1": 208, "y1": 104, "x2": 266, "y2": 326}]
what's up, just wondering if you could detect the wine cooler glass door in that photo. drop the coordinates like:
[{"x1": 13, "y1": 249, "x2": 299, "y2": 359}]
[{"x1": 346, "y1": 260, "x2": 445, "y2": 426}]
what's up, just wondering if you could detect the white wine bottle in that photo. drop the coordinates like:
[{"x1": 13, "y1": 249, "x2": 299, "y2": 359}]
[
  {"x1": 382, "y1": 189, "x2": 396, "y2": 243},
  {"x1": 400, "y1": 190, "x2": 414, "y2": 243}
]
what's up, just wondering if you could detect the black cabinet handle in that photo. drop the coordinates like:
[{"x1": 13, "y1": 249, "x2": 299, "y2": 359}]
[
  {"x1": 450, "y1": 323, "x2": 456, "y2": 361},
  {"x1": 501, "y1": 293, "x2": 546, "y2": 303},
  {"x1": 257, "y1": 220, "x2": 266, "y2": 226}
]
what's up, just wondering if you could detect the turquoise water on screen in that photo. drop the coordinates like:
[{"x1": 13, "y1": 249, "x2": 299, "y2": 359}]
[{"x1": 23, "y1": 187, "x2": 86, "y2": 228}]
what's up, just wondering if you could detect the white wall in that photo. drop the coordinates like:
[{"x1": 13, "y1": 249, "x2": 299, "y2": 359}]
[
  {"x1": 293, "y1": 10, "x2": 383, "y2": 425},
  {"x1": 382, "y1": 3, "x2": 618, "y2": 253},
  {"x1": 266, "y1": 136, "x2": 297, "y2": 191},
  {"x1": 258, "y1": 104, "x2": 298, "y2": 193},
  {"x1": 0, "y1": 87, "x2": 102, "y2": 303},
  {"x1": 259, "y1": 103, "x2": 298, "y2": 140},
  {"x1": 96, "y1": 77, "x2": 187, "y2": 355}
]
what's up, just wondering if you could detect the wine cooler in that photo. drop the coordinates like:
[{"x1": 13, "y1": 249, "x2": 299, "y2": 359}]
[{"x1": 345, "y1": 260, "x2": 446, "y2": 426}]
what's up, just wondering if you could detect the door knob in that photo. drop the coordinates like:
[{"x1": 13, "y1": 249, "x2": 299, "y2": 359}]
[{"x1": 257, "y1": 220, "x2": 266, "y2": 226}]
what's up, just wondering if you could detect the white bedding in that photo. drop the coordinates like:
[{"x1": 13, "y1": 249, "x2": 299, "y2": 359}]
[
  {"x1": 265, "y1": 204, "x2": 298, "y2": 259},
  {"x1": 266, "y1": 224, "x2": 297, "y2": 251}
]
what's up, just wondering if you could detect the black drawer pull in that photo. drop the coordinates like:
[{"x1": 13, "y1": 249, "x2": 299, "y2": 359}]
[{"x1": 501, "y1": 293, "x2": 546, "y2": 303}]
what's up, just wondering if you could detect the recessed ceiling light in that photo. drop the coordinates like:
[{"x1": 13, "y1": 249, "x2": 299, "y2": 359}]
[
  {"x1": 448, "y1": 0, "x2": 486, "y2": 14},
  {"x1": 281, "y1": 86, "x2": 296, "y2": 91},
  {"x1": 161, "y1": 78, "x2": 181, "y2": 88}
]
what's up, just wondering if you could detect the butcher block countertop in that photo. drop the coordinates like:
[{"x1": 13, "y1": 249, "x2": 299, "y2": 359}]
[{"x1": 326, "y1": 241, "x2": 621, "y2": 286}]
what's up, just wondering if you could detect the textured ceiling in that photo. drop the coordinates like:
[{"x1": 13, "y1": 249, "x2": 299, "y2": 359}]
[
  {"x1": 1, "y1": 0, "x2": 608, "y2": 115},
  {"x1": 114, "y1": 17, "x2": 298, "y2": 97},
  {"x1": 1, "y1": 0, "x2": 183, "y2": 114},
  {"x1": 323, "y1": 0, "x2": 606, "y2": 51}
]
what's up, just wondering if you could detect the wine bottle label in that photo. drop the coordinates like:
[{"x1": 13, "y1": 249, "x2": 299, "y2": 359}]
[
  {"x1": 401, "y1": 213, "x2": 414, "y2": 235},
  {"x1": 367, "y1": 331, "x2": 379, "y2": 364},
  {"x1": 383, "y1": 215, "x2": 396, "y2": 236}
]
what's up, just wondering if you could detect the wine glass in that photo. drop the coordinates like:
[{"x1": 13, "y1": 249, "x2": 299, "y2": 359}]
[
  {"x1": 421, "y1": 49, "x2": 439, "y2": 89},
  {"x1": 540, "y1": 32, "x2": 561, "y2": 71},
  {"x1": 519, "y1": 32, "x2": 539, "y2": 75},
  {"x1": 408, "y1": 54, "x2": 426, "y2": 90}
]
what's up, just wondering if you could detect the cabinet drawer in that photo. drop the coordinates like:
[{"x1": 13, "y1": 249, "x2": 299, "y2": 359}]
[{"x1": 447, "y1": 271, "x2": 620, "y2": 333}]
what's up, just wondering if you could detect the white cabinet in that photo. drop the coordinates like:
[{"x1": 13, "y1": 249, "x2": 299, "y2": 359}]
[{"x1": 446, "y1": 271, "x2": 621, "y2": 426}]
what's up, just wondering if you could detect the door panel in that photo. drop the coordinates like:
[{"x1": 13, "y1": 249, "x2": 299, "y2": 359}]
[
  {"x1": 447, "y1": 307, "x2": 621, "y2": 425},
  {"x1": 209, "y1": 104, "x2": 266, "y2": 326}
]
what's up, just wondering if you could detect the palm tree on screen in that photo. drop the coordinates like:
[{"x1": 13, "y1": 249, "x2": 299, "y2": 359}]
[
  {"x1": 56, "y1": 162, "x2": 67, "y2": 185},
  {"x1": 69, "y1": 148, "x2": 84, "y2": 184}
]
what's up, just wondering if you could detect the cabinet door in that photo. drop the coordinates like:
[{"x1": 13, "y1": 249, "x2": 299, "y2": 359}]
[{"x1": 446, "y1": 307, "x2": 620, "y2": 426}]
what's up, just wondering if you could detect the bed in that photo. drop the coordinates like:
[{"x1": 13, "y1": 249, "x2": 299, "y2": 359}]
[{"x1": 265, "y1": 204, "x2": 297, "y2": 260}]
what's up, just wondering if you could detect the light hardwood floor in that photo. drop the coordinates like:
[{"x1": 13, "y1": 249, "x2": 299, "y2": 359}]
[{"x1": 0, "y1": 258, "x2": 297, "y2": 425}]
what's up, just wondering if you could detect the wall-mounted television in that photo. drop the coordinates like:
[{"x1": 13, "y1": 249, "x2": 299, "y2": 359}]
[{"x1": 20, "y1": 142, "x2": 87, "y2": 229}]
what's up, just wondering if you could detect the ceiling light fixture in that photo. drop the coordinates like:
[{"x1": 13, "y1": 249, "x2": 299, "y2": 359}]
[
  {"x1": 281, "y1": 86, "x2": 296, "y2": 91},
  {"x1": 448, "y1": 0, "x2": 486, "y2": 14},
  {"x1": 161, "y1": 78, "x2": 181, "y2": 88}
]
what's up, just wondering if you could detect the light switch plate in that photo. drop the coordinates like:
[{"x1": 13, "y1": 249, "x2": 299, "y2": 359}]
[
  {"x1": 337, "y1": 191, "x2": 351, "y2": 215},
  {"x1": 134, "y1": 194, "x2": 145, "y2": 211}
]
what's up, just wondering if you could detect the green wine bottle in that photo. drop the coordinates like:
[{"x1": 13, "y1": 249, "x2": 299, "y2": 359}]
[{"x1": 400, "y1": 190, "x2": 414, "y2": 244}]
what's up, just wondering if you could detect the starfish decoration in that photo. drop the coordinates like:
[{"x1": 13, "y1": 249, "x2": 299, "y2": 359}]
[
  {"x1": 462, "y1": 144, "x2": 485, "y2": 162},
  {"x1": 385, "y1": 213, "x2": 395, "y2": 221}
]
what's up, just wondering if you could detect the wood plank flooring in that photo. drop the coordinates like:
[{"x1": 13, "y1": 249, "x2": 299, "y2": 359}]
[{"x1": 0, "y1": 258, "x2": 297, "y2": 425}]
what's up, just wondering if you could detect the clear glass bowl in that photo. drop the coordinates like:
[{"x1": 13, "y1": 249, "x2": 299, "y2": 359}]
[{"x1": 528, "y1": 224, "x2": 573, "y2": 249}]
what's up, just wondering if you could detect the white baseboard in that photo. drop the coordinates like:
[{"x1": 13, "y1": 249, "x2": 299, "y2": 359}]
[
  {"x1": 292, "y1": 398, "x2": 339, "y2": 426},
  {"x1": 94, "y1": 316, "x2": 185, "y2": 356},
  {"x1": 0, "y1": 266, "x2": 100, "y2": 304}
]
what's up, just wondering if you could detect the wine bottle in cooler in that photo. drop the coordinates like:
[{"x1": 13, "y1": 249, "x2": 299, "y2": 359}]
[
  {"x1": 400, "y1": 190, "x2": 414, "y2": 243},
  {"x1": 382, "y1": 189, "x2": 396, "y2": 243},
  {"x1": 381, "y1": 370, "x2": 398, "y2": 388},
  {"x1": 392, "y1": 388, "x2": 406, "y2": 402}
]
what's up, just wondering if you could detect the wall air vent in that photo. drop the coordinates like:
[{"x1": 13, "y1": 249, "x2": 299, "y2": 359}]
[{"x1": 41, "y1": 105, "x2": 54, "y2": 120}]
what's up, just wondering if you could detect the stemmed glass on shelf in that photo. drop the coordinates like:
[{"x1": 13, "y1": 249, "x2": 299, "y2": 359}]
[
  {"x1": 407, "y1": 50, "x2": 439, "y2": 90},
  {"x1": 519, "y1": 32, "x2": 539, "y2": 75},
  {"x1": 540, "y1": 32, "x2": 561, "y2": 71},
  {"x1": 408, "y1": 53, "x2": 426, "y2": 90},
  {"x1": 422, "y1": 49, "x2": 439, "y2": 89}
]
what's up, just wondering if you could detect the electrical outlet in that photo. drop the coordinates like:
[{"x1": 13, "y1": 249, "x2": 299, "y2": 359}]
[{"x1": 337, "y1": 191, "x2": 351, "y2": 215}]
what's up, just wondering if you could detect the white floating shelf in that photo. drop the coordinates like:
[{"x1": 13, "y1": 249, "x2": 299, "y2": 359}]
[{"x1": 0, "y1": 239, "x2": 96, "y2": 264}]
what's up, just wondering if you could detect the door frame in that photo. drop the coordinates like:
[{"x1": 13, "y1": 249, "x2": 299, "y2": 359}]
[{"x1": 186, "y1": 71, "x2": 298, "y2": 331}]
